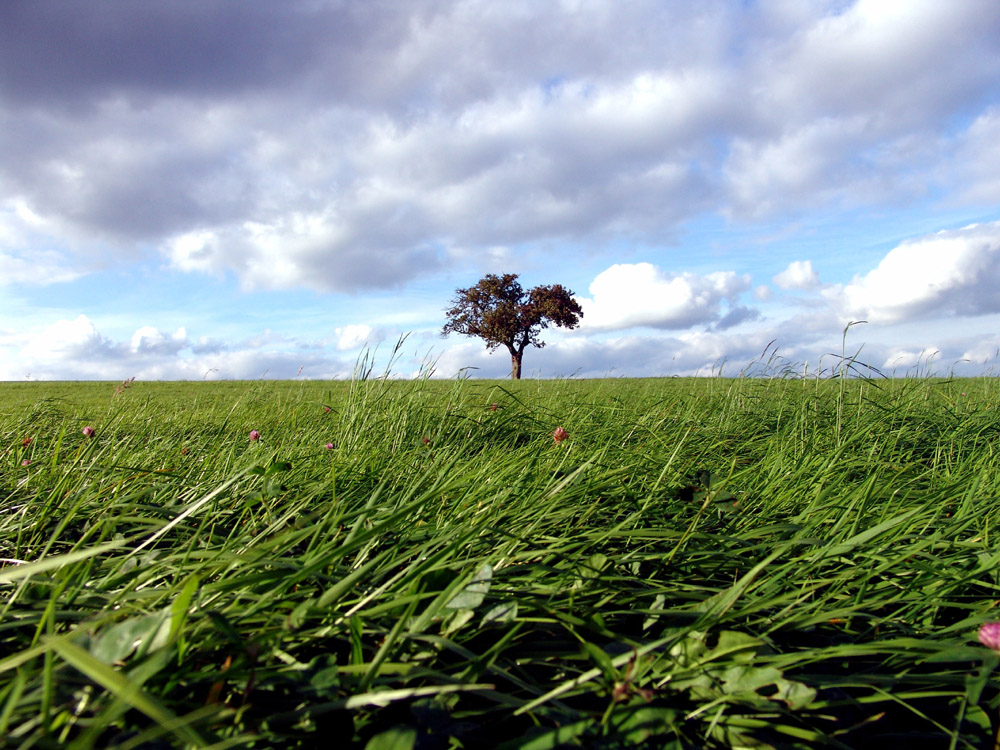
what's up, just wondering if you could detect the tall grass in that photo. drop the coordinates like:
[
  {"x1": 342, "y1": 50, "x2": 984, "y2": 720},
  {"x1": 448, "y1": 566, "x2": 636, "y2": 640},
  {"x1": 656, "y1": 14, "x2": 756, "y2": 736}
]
[{"x1": 1, "y1": 373, "x2": 999, "y2": 748}]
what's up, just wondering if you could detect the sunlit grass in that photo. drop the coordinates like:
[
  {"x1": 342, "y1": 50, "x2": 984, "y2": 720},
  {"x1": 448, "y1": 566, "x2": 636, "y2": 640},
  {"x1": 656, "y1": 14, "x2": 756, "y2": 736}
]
[{"x1": 1, "y1": 372, "x2": 999, "y2": 748}]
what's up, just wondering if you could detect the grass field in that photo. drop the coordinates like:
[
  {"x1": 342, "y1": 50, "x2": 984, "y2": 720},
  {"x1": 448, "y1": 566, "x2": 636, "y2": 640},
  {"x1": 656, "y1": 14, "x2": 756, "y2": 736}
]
[{"x1": 2, "y1": 371, "x2": 1000, "y2": 748}]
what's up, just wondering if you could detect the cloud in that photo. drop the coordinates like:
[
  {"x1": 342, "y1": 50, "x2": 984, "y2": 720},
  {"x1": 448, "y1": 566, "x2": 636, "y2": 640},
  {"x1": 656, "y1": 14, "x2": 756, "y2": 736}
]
[
  {"x1": 333, "y1": 324, "x2": 379, "y2": 351},
  {"x1": 191, "y1": 336, "x2": 227, "y2": 355},
  {"x1": 951, "y1": 106, "x2": 1000, "y2": 204},
  {"x1": 0, "y1": 200, "x2": 85, "y2": 284},
  {"x1": 724, "y1": 117, "x2": 874, "y2": 216},
  {"x1": 758, "y1": 0, "x2": 1000, "y2": 123},
  {"x1": 8, "y1": 293, "x2": 999, "y2": 382},
  {"x1": 577, "y1": 263, "x2": 753, "y2": 331},
  {"x1": 722, "y1": 0, "x2": 1000, "y2": 216},
  {"x1": 0, "y1": 249, "x2": 82, "y2": 286},
  {"x1": 773, "y1": 260, "x2": 820, "y2": 290},
  {"x1": 715, "y1": 305, "x2": 762, "y2": 330},
  {"x1": 0, "y1": 2, "x2": 413, "y2": 107},
  {"x1": 130, "y1": 326, "x2": 188, "y2": 355},
  {"x1": 22, "y1": 315, "x2": 117, "y2": 365},
  {"x1": 1, "y1": 315, "x2": 359, "y2": 381},
  {"x1": 828, "y1": 221, "x2": 1000, "y2": 323},
  {"x1": 881, "y1": 346, "x2": 943, "y2": 372},
  {"x1": 1, "y1": 1, "x2": 997, "y2": 293}
]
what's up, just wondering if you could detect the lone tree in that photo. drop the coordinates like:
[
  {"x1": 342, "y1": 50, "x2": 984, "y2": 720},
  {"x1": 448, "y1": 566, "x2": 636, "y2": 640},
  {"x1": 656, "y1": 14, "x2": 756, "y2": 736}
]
[{"x1": 442, "y1": 273, "x2": 583, "y2": 379}]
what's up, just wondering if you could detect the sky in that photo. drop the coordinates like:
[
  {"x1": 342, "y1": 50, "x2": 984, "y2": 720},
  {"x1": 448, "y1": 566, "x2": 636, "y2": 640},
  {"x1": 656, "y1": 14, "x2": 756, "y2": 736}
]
[{"x1": 2, "y1": 0, "x2": 1000, "y2": 381}]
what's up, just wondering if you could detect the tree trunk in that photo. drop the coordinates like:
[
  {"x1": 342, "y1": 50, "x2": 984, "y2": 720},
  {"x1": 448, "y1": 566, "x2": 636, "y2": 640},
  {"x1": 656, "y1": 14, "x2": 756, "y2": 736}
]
[{"x1": 510, "y1": 351, "x2": 523, "y2": 379}]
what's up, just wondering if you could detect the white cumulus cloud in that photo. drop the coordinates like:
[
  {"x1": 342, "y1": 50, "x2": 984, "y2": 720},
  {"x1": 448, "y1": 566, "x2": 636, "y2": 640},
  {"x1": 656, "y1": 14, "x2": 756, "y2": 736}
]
[
  {"x1": 334, "y1": 324, "x2": 378, "y2": 351},
  {"x1": 828, "y1": 221, "x2": 1000, "y2": 323},
  {"x1": 578, "y1": 263, "x2": 754, "y2": 331},
  {"x1": 882, "y1": 346, "x2": 942, "y2": 371},
  {"x1": 22, "y1": 315, "x2": 114, "y2": 363},
  {"x1": 773, "y1": 260, "x2": 820, "y2": 290}
]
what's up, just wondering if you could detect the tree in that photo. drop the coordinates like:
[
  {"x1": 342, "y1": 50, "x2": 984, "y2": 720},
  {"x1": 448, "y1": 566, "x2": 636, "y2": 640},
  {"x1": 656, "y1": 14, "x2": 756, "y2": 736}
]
[{"x1": 442, "y1": 273, "x2": 583, "y2": 379}]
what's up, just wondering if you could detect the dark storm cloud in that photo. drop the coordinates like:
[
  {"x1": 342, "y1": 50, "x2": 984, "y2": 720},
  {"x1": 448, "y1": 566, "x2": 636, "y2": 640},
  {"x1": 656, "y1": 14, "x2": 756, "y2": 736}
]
[{"x1": 0, "y1": 1, "x2": 389, "y2": 106}]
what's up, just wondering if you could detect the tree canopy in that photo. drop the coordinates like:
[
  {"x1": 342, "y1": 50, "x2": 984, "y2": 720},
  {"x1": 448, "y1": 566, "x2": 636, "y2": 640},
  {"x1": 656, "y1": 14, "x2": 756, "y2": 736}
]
[{"x1": 442, "y1": 273, "x2": 583, "y2": 379}]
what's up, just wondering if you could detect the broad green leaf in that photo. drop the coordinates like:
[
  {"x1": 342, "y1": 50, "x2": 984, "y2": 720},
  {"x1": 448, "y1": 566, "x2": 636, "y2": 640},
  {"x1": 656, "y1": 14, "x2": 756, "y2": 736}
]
[
  {"x1": 90, "y1": 611, "x2": 170, "y2": 664},
  {"x1": 309, "y1": 666, "x2": 340, "y2": 698},
  {"x1": 578, "y1": 553, "x2": 609, "y2": 579},
  {"x1": 481, "y1": 601, "x2": 517, "y2": 626},
  {"x1": 609, "y1": 705, "x2": 678, "y2": 745},
  {"x1": 721, "y1": 665, "x2": 785, "y2": 695},
  {"x1": 963, "y1": 704, "x2": 993, "y2": 734},
  {"x1": 445, "y1": 562, "x2": 492, "y2": 609},
  {"x1": 365, "y1": 727, "x2": 417, "y2": 750},
  {"x1": 442, "y1": 607, "x2": 475, "y2": 635},
  {"x1": 497, "y1": 717, "x2": 593, "y2": 750},
  {"x1": 773, "y1": 678, "x2": 817, "y2": 710},
  {"x1": 708, "y1": 630, "x2": 764, "y2": 664}
]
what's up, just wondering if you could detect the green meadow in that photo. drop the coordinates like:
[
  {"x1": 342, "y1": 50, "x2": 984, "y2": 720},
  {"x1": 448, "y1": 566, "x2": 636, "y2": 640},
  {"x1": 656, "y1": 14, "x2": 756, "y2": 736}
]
[{"x1": 2, "y1": 372, "x2": 999, "y2": 748}]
